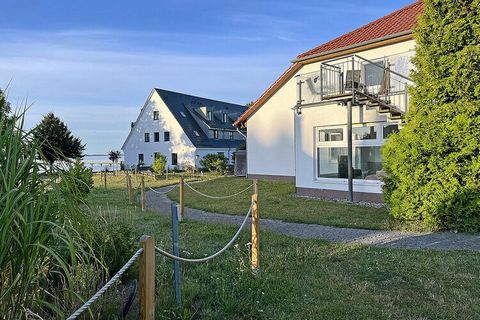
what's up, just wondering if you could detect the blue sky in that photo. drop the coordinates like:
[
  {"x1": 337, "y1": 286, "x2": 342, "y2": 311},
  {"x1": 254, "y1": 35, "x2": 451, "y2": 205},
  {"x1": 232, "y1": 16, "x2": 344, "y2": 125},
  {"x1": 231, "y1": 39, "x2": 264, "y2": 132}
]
[{"x1": 0, "y1": 0, "x2": 413, "y2": 154}]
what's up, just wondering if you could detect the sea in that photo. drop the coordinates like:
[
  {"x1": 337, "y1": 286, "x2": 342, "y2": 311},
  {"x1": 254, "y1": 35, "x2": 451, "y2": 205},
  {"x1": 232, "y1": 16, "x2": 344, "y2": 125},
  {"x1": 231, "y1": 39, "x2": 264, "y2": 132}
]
[{"x1": 82, "y1": 154, "x2": 124, "y2": 172}]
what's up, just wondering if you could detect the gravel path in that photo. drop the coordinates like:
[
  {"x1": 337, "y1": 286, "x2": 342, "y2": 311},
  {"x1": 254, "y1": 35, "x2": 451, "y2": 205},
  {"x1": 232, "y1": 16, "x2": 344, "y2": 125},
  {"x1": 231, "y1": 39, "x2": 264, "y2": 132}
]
[{"x1": 146, "y1": 186, "x2": 480, "y2": 251}]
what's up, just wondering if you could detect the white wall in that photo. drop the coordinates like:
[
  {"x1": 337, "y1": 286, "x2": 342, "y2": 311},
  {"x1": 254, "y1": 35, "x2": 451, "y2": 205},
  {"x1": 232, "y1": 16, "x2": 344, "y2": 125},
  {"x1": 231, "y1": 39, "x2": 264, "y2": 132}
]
[
  {"x1": 122, "y1": 91, "x2": 196, "y2": 169},
  {"x1": 247, "y1": 73, "x2": 297, "y2": 178}
]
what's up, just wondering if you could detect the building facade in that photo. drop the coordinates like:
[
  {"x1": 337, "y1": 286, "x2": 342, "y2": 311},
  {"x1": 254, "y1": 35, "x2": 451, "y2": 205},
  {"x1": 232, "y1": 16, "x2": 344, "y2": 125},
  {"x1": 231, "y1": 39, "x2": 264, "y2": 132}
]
[{"x1": 122, "y1": 89, "x2": 247, "y2": 170}]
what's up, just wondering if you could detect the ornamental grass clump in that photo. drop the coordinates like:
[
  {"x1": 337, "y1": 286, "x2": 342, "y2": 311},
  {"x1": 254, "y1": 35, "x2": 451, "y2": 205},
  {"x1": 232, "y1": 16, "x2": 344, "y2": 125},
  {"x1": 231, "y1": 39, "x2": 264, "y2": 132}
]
[
  {"x1": 382, "y1": 0, "x2": 480, "y2": 231},
  {"x1": 0, "y1": 103, "x2": 103, "y2": 318}
]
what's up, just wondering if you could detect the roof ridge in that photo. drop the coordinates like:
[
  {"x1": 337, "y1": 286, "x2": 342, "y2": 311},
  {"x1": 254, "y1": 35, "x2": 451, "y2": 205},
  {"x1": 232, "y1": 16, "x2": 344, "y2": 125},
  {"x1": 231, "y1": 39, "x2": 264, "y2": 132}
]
[
  {"x1": 297, "y1": 0, "x2": 422, "y2": 59},
  {"x1": 154, "y1": 88, "x2": 245, "y2": 108}
]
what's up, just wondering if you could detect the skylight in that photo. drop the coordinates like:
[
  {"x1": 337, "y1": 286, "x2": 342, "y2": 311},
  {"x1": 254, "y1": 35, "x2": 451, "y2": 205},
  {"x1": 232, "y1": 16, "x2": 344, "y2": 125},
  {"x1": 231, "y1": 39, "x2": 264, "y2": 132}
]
[
  {"x1": 180, "y1": 111, "x2": 186, "y2": 117},
  {"x1": 193, "y1": 130, "x2": 200, "y2": 137}
]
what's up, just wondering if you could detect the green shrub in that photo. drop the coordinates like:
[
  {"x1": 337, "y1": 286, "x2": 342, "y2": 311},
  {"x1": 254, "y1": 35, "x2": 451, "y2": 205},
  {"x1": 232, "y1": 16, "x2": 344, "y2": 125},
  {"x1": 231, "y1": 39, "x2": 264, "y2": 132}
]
[
  {"x1": 151, "y1": 153, "x2": 167, "y2": 174},
  {"x1": 61, "y1": 158, "x2": 94, "y2": 199},
  {"x1": 382, "y1": 0, "x2": 480, "y2": 232},
  {"x1": 200, "y1": 153, "x2": 228, "y2": 174}
]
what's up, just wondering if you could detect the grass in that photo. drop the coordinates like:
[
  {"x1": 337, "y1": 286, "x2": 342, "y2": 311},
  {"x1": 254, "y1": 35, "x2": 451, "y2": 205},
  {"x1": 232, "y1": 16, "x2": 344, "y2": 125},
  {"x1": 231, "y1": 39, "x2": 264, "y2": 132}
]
[
  {"x1": 167, "y1": 176, "x2": 397, "y2": 230},
  {"x1": 85, "y1": 178, "x2": 480, "y2": 319}
]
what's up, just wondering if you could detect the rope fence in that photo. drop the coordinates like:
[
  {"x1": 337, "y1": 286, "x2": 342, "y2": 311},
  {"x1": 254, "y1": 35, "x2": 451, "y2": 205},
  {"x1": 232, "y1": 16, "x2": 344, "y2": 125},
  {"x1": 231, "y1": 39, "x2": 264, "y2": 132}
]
[
  {"x1": 67, "y1": 248, "x2": 144, "y2": 320},
  {"x1": 147, "y1": 184, "x2": 178, "y2": 194},
  {"x1": 183, "y1": 181, "x2": 254, "y2": 199},
  {"x1": 155, "y1": 201, "x2": 253, "y2": 263}
]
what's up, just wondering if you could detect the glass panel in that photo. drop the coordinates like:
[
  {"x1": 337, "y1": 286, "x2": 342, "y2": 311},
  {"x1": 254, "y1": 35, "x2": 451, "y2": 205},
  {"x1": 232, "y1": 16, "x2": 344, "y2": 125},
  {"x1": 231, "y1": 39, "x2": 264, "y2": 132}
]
[
  {"x1": 383, "y1": 124, "x2": 399, "y2": 139},
  {"x1": 352, "y1": 126, "x2": 377, "y2": 140},
  {"x1": 364, "y1": 61, "x2": 385, "y2": 86},
  {"x1": 319, "y1": 128, "x2": 343, "y2": 142},
  {"x1": 317, "y1": 146, "x2": 383, "y2": 180}
]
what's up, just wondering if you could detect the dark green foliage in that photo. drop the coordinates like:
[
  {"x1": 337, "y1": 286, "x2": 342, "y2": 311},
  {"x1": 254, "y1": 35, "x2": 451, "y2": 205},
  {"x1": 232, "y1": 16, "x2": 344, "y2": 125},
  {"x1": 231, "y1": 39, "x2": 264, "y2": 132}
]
[
  {"x1": 108, "y1": 150, "x2": 121, "y2": 171},
  {"x1": 200, "y1": 153, "x2": 228, "y2": 173},
  {"x1": 33, "y1": 112, "x2": 85, "y2": 164},
  {"x1": 382, "y1": 0, "x2": 480, "y2": 231},
  {"x1": 61, "y1": 158, "x2": 94, "y2": 199},
  {"x1": 0, "y1": 88, "x2": 11, "y2": 120}
]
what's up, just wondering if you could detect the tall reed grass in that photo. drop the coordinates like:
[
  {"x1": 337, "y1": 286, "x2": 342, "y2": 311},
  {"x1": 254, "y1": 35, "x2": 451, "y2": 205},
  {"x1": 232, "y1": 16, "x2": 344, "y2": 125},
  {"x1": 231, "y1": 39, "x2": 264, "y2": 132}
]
[{"x1": 0, "y1": 107, "x2": 103, "y2": 318}]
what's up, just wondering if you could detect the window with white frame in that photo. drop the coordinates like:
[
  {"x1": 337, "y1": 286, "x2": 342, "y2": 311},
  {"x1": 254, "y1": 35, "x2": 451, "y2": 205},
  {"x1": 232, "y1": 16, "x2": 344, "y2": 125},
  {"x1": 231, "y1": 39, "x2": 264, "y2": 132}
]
[
  {"x1": 207, "y1": 110, "x2": 213, "y2": 121},
  {"x1": 222, "y1": 113, "x2": 228, "y2": 123},
  {"x1": 315, "y1": 123, "x2": 389, "y2": 180},
  {"x1": 153, "y1": 111, "x2": 159, "y2": 120}
]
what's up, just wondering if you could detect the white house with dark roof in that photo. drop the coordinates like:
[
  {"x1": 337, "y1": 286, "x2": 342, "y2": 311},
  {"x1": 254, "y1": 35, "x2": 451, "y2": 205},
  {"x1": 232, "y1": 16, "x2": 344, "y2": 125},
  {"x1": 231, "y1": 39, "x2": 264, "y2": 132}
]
[
  {"x1": 235, "y1": 1, "x2": 423, "y2": 202},
  {"x1": 122, "y1": 88, "x2": 247, "y2": 170}
]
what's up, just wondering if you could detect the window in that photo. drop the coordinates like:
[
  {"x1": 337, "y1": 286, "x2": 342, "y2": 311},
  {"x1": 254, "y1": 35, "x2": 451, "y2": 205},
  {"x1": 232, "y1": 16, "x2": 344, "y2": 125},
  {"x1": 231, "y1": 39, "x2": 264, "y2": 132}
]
[
  {"x1": 180, "y1": 111, "x2": 186, "y2": 118},
  {"x1": 316, "y1": 123, "x2": 385, "y2": 180},
  {"x1": 223, "y1": 113, "x2": 228, "y2": 123},
  {"x1": 193, "y1": 130, "x2": 200, "y2": 137},
  {"x1": 144, "y1": 133, "x2": 150, "y2": 142},
  {"x1": 213, "y1": 130, "x2": 219, "y2": 139},
  {"x1": 383, "y1": 124, "x2": 399, "y2": 139},
  {"x1": 154, "y1": 132, "x2": 160, "y2": 142},
  {"x1": 319, "y1": 128, "x2": 343, "y2": 142},
  {"x1": 138, "y1": 153, "x2": 144, "y2": 164},
  {"x1": 352, "y1": 125, "x2": 377, "y2": 140},
  {"x1": 171, "y1": 153, "x2": 178, "y2": 165},
  {"x1": 207, "y1": 110, "x2": 213, "y2": 121},
  {"x1": 164, "y1": 131, "x2": 170, "y2": 142},
  {"x1": 229, "y1": 131, "x2": 234, "y2": 140},
  {"x1": 153, "y1": 111, "x2": 159, "y2": 120}
]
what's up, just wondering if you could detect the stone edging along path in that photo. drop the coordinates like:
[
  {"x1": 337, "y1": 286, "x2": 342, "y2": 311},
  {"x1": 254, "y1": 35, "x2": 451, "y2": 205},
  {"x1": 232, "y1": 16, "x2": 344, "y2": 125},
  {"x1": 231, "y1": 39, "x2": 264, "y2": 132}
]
[{"x1": 145, "y1": 186, "x2": 480, "y2": 252}]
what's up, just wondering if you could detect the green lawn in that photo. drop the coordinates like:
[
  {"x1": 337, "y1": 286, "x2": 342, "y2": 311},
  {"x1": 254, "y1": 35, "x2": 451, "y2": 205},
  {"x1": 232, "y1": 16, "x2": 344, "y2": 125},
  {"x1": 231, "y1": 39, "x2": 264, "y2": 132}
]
[
  {"x1": 167, "y1": 177, "x2": 397, "y2": 230},
  {"x1": 85, "y1": 183, "x2": 480, "y2": 319}
]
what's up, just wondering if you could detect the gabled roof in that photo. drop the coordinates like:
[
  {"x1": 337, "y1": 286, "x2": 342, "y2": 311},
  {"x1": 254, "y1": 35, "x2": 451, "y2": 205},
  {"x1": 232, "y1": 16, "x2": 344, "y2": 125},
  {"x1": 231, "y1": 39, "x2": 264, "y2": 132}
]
[
  {"x1": 296, "y1": 1, "x2": 423, "y2": 61},
  {"x1": 122, "y1": 88, "x2": 246, "y2": 150},
  {"x1": 234, "y1": 1, "x2": 423, "y2": 127},
  {"x1": 154, "y1": 88, "x2": 247, "y2": 148}
]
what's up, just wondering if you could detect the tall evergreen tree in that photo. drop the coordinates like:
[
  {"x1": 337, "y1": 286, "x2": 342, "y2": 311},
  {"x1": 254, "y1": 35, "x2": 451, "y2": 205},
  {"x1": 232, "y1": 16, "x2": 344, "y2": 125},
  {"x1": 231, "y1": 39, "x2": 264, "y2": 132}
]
[
  {"x1": 382, "y1": 0, "x2": 480, "y2": 231},
  {"x1": 33, "y1": 112, "x2": 85, "y2": 165}
]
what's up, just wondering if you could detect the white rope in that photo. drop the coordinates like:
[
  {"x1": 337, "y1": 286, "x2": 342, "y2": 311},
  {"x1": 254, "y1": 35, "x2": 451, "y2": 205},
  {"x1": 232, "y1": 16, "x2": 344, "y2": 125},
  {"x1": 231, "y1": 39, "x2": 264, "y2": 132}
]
[
  {"x1": 66, "y1": 248, "x2": 144, "y2": 320},
  {"x1": 183, "y1": 181, "x2": 254, "y2": 199},
  {"x1": 155, "y1": 201, "x2": 253, "y2": 263},
  {"x1": 147, "y1": 184, "x2": 178, "y2": 194}
]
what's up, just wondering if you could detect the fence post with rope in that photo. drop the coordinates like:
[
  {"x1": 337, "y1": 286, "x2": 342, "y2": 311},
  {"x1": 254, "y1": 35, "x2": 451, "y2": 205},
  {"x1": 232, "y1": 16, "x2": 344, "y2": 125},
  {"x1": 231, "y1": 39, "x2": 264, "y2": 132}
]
[
  {"x1": 139, "y1": 235, "x2": 155, "y2": 320},
  {"x1": 251, "y1": 179, "x2": 260, "y2": 273},
  {"x1": 140, "y1": 175, "x2": 146, "y2": 211}
]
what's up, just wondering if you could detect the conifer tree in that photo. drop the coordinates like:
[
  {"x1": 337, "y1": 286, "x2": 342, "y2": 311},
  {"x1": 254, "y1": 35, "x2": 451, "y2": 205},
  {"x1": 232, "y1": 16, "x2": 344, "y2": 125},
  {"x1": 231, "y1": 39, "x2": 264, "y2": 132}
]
[
  {"x1": 382, "y1": 0, "x2": 480, "y2": 231},
  {"x1": 33, "y1": 112, "x2": 85, "y2": 165}
]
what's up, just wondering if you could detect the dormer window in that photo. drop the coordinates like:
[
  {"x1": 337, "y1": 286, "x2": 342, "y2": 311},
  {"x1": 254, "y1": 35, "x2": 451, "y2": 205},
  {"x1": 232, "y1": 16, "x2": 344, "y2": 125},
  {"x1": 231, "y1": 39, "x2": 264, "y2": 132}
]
[
  {"x1": 207, "y1": 110, "x2": 213, "y2": 121},
  {"x1": 153, "y1": 111, "x2": 159, "y2": 120},
  {"x1": 222, "y1": 113, "x2": 228, "y2": 123}
]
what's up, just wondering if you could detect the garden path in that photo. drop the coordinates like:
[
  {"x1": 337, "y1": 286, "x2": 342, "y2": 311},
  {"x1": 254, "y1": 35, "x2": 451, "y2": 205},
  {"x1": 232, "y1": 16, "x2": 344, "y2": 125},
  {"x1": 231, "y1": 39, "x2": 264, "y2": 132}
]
[{"x1": 145, "y1": 186, "x2": 480, "y2": 251}]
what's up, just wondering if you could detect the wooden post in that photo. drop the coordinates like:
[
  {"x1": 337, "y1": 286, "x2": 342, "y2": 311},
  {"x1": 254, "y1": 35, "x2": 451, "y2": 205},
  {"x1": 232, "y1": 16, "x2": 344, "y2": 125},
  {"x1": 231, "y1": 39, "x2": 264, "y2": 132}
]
[
  {"x1": 126, "y1": 171, "x2": 130, "y2": 197},
  {"x1": 127, "y1": 175, "x2": 134, "y2": 203},
  {"x1": 103, "y1": 169, "x2": 107, "y2": 189},
  {"x1": 179, "y1": 177, "x2": 184, "y2": 218},
  {"x1": 251, "y1": 183, "x2": 260, "y2": 272},
  {"x1": 140, "y1": 175, "x2": 145, "y2": 211},
  {"x1": 166, "y1": 168, "x2": 169, "y2": 180},
  {"x1": 139, "y1": 235, "x2": 155, "y2": 320}
]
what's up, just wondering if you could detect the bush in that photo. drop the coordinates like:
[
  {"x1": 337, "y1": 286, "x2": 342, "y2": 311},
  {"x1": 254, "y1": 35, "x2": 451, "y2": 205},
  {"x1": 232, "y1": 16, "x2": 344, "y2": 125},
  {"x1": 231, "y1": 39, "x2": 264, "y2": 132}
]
[
  {"x1": 200, "y1": 154, "x2": 228, "y2": 174},
  {"x1": 382, "y1": 0, "x2": 480, "y2": 232},
  {"x1": 151, "y1": 153, "x2": 167, "y2": 174},
  {"x1": 61, "y1": 158, "x2": 94, "y2": 199}
]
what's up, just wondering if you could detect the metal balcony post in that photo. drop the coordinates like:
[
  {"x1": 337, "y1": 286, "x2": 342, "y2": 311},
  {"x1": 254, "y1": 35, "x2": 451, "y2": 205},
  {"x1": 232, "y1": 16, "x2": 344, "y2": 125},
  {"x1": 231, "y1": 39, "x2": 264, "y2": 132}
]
[
  {"x1": 347, "y1": 100, "x2": 353, "y2": 202},
  {"x1": 319, "y1": 65, "x2": 324, "y2": 101}
]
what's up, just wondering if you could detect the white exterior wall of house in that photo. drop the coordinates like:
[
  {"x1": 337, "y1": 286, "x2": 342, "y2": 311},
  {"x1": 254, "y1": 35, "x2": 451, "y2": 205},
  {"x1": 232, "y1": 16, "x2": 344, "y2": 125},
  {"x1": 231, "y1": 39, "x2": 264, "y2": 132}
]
[
  {"x1": 246, "y1": 73, "x2": 297, "y2": 181},
  {"x1": 123, "y1": 91, "x2": 196, "y2": 169},
  {"x1": 123, "y1": 91, "x2": 237, "y2": 169}
]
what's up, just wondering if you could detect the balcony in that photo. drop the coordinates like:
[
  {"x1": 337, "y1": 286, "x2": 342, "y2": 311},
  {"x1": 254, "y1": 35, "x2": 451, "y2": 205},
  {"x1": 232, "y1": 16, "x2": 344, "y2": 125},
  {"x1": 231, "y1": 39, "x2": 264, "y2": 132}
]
[{"x1": 296, "y1": 54, "x2": 413, "y2": 121}]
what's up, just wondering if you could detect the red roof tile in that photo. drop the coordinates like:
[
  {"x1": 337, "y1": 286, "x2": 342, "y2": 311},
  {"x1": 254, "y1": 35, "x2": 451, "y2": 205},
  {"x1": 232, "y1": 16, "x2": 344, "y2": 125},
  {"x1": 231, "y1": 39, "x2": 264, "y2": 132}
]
[{"x1": 297, "y1": 1, "x2": 423, "y2": 60}]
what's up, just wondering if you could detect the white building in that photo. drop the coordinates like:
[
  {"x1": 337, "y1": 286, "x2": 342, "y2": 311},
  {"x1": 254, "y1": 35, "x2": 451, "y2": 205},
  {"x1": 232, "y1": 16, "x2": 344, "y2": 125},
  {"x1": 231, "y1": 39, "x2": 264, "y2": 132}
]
[
  {"x1": 235, "y1": 1, "x2": 423, "y2": 202},
  {"x1": 122, "y1": 89, "x2": 247, "y2": 170}
]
